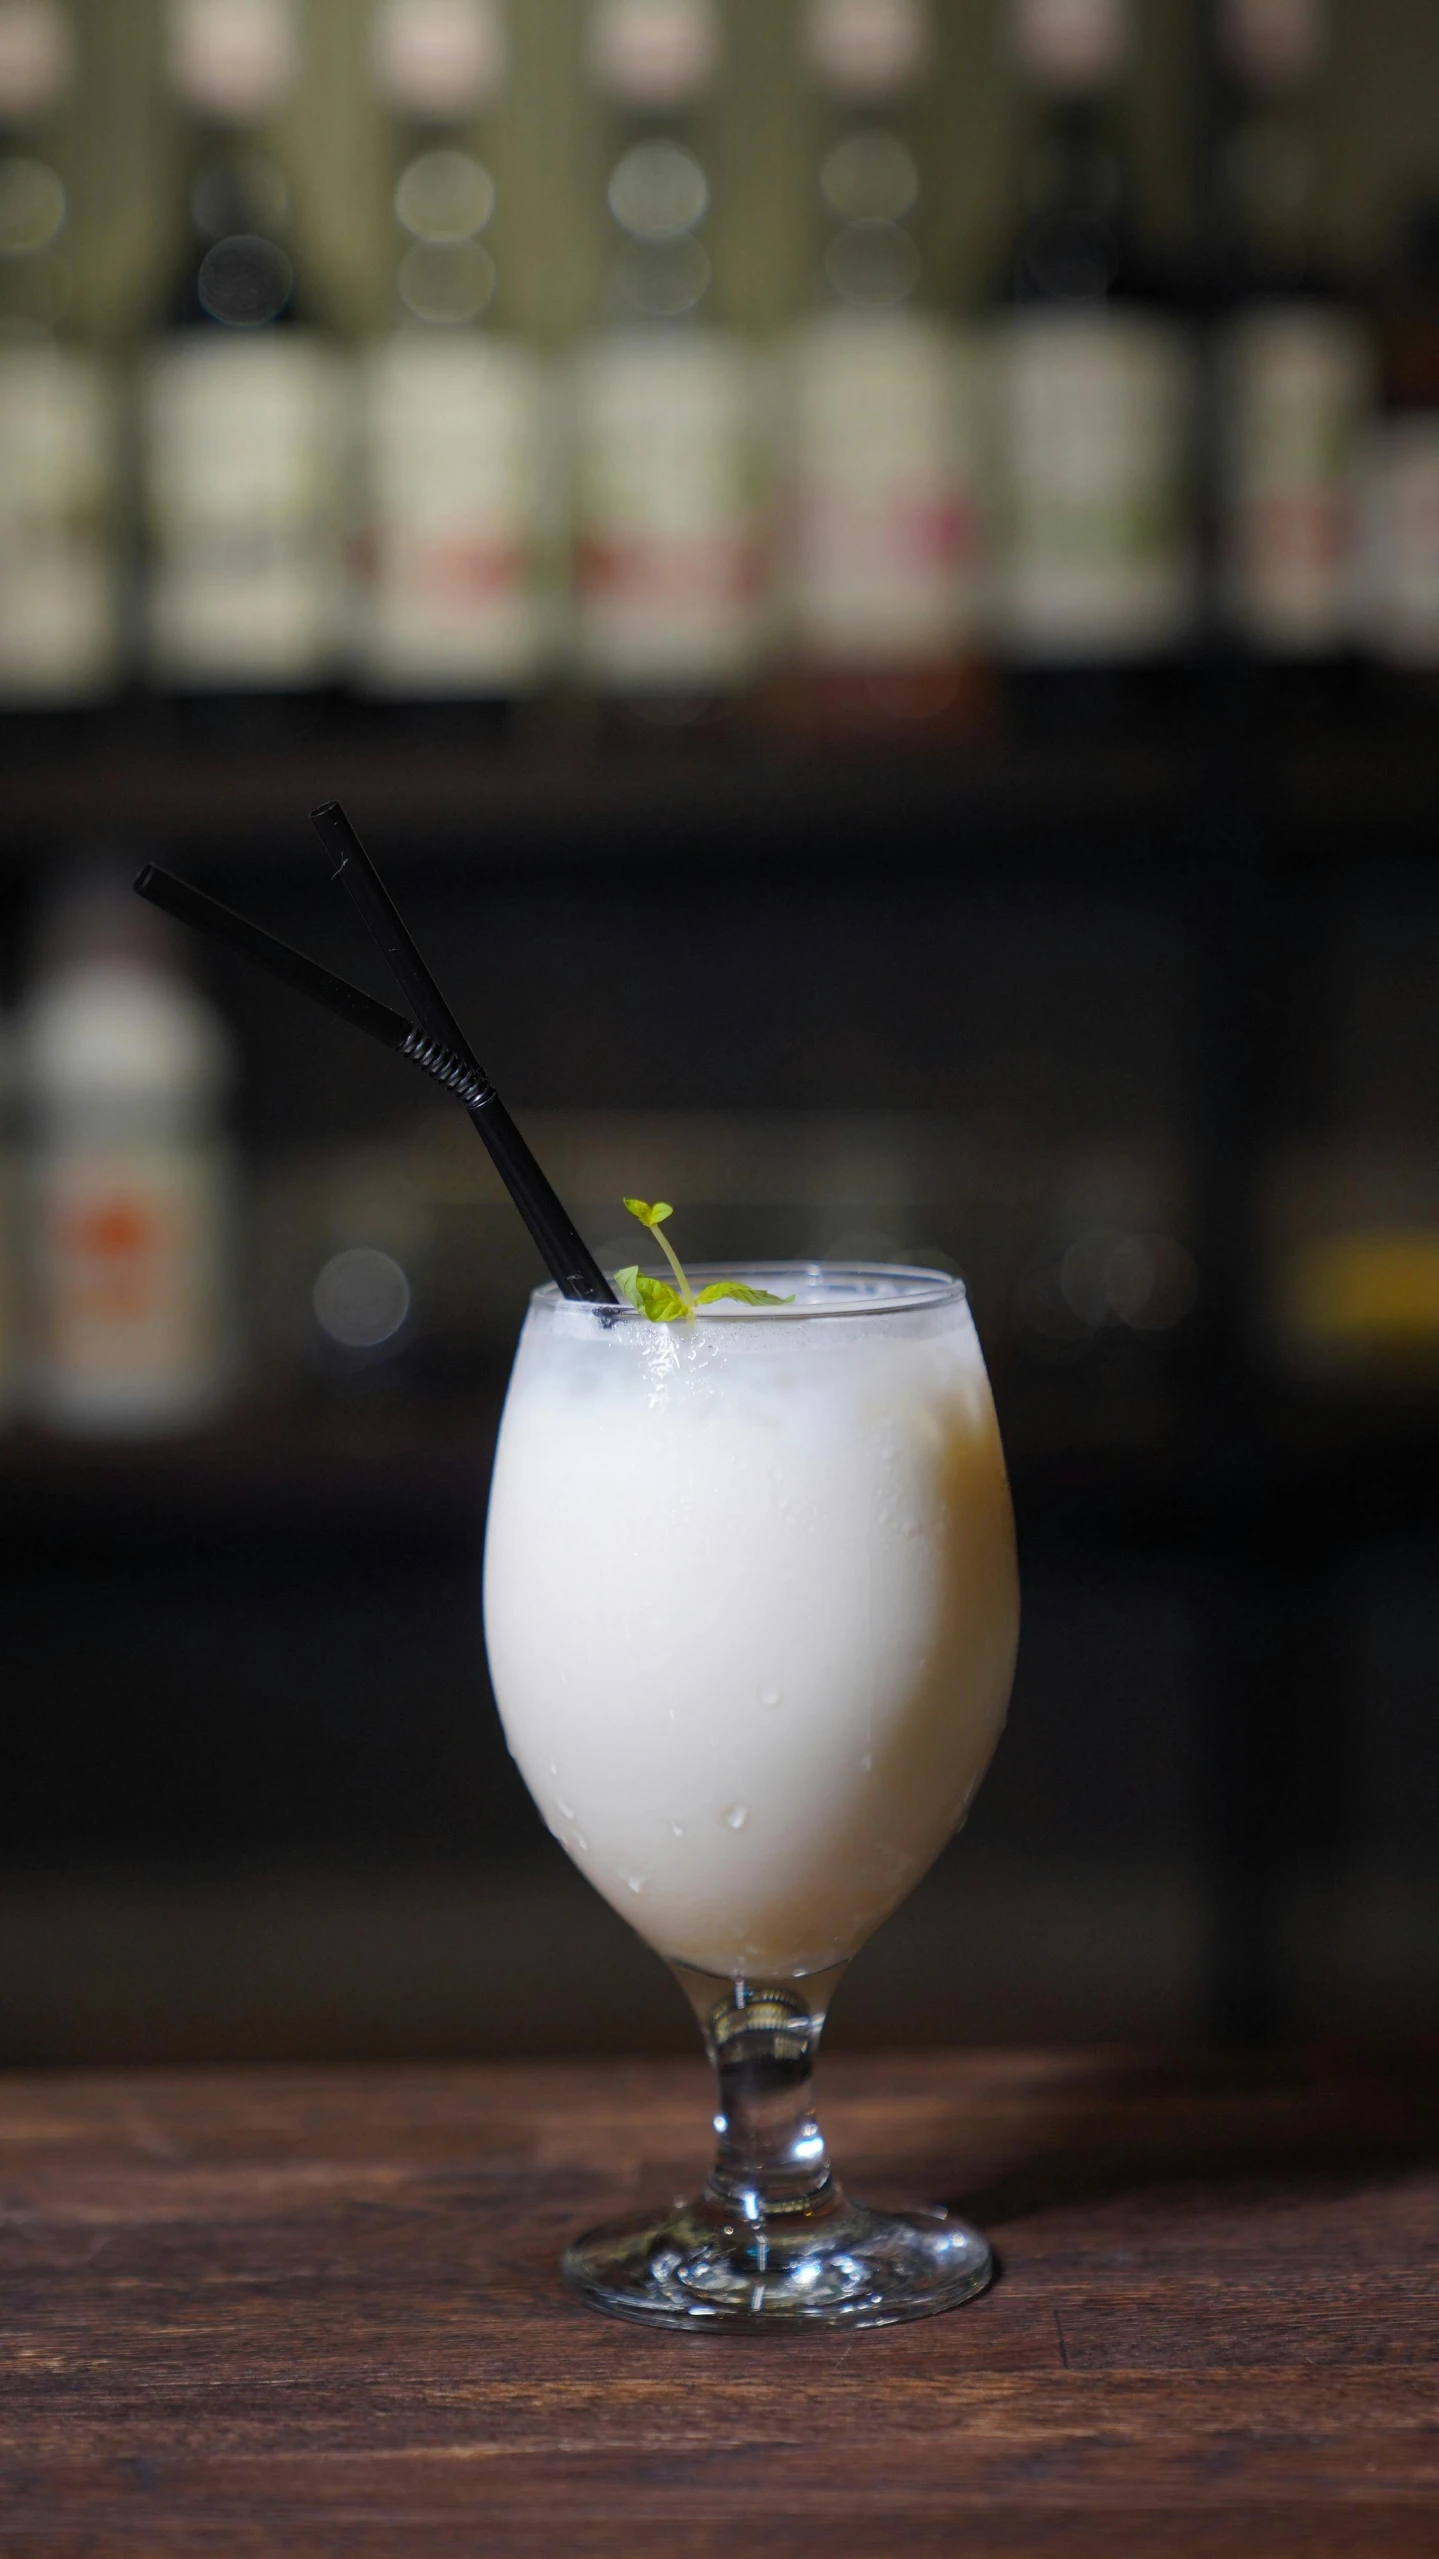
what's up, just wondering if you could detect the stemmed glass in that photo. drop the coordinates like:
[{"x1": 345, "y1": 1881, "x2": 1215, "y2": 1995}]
[{"x1": 483, "y1": 1264, "x2": 1019, "y2": 2329}]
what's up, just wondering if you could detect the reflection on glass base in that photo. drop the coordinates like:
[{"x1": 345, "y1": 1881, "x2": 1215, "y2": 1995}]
[{"x1": 562, "y1": 2190, "x2": 993, "y2": 2332}]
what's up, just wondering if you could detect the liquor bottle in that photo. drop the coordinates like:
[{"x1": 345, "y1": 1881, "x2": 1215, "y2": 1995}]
[
  {"x1": 775, "y1": 0, "x2": 992, "y2": 739},
  {"x1": 572, "y1": 0, "x2": 764, "y2": 717},
  {"x1": 1359, "y1": 202, "x2": 1439, "y2": 692},
  {"x1": 141, "y1": 0, "x2": 348, "y2": 702},
  {"x1": 0, "y1": 0, "x2": 119, "y2": 710},
  {"x1": 1212, "y1": 0, "x2": 1372, "y2": 670},
  {"x1": 21, "y1": 865, "x2": 237, "y2": 1436},
  {"x1": 361, "y1": 0, "x2": 556, "y2": 701},
  {"x1": 997, "y1": 0, "x2": 1198, "y2": 711}
]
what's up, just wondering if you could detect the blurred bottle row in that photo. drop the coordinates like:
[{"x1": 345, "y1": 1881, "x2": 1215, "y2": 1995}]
[
  {"x1": 3, "y1": 0, "x2": 1439, "y2": 722},
  {"x1": 0, "y1": 870, "x2": 1200, "y2": 1434},
  {"x1": 1, "y1": 860, "x2": 1437, "y2": 1441}
]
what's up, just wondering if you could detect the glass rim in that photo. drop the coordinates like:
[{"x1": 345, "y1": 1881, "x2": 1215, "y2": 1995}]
[{"x1": 529, "y1": 1260, "x2": 969, "y2": 1323}]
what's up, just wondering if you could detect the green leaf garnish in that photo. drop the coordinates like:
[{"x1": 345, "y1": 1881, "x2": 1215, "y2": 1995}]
[
  {"x1": 695, "y1": 1281, "x2": 793, "y2": 1308},
  {"x1": 615, "y1": 1265, "x2": 690, "y2": 1322},
  {"x1": 617, "y1": 1203, "x2": 793, "y2": 1323}
]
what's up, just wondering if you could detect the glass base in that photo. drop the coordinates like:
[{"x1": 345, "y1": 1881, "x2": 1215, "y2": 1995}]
[{"x1": 562, "y1": 2187, "x2": 993, "y2": 2332}]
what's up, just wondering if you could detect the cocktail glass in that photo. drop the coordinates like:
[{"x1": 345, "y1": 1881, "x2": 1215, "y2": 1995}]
[{"x1": 483, "y1": 1264, "x2": 1019, "y2": 2329}]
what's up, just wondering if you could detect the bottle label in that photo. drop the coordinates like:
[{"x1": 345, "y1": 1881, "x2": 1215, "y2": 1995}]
[
  {"x1": 588, "y1": 0, "x2": 717, "y2": 108},
  {"x1": 1012, "y1": 0, "x2": 1127, "y2": 90},
  {"x1": 363, "y1": 333, "x2": 551, "y2": 690},
  {"x1": 574, "y1": 332, "x2": 762, "y2": 687},
  {"x1": 34, "y1": 1144, "x2": 231, "y2": 1427},
  {"x1": 0, "y1": 0, "x2": 72, "y2": 118},
  {"x1": 166, "y1": 0, "x2": 299, "y2": 122},
  {"x1": 1221, "y1": 305, "x2": 1369, "y2": 652},
  {"x1": 144, "y1": 334, "x2": 346, "y2": 686},
  {"x1": 0, "y1": 345, "x2": 116, "y2": 701},
  {"x1": 787, "y1": 312, "x2": 984, "y2": 664},
  {"x1": 1358, "y1": 419, "x2": 1439, "y2": 669},
  {"x1": 1220, "y1": 0, "x2": 1325, "y2": 89},
  {"x1": 1001, "y1": 307, "x2": 1195, "y2": 659},
  {"x1": 803, "y1": 0, "x2": 930, "y2": 99},
  {"x1": 369, "y1": 0, "x2": 507, "y2": 118}
]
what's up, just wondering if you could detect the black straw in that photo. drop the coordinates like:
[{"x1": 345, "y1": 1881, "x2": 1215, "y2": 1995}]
[
  {"x1": 134, "y1": 855, "x2": 614, "y2": 1306},
  {"x1": 311, "y1": 800, "x2": 478, "y2": 1069},
  {"x1": 310, "y1": 802, "x2": 614, "y2": 1306},
  {"x1": 136, "y1": 866, "x2": 412, "y2": 1051},
  {"x1": 135, "y1": 864, "x2": 497, "y2": 1107}
]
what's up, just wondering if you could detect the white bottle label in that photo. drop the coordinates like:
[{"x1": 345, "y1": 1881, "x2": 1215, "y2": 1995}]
[
  {"x1": 574, "y1": 331, "x2": 761, "y2": 688},
  {"x1": 363, "y1": 332, "x2": 550, "y2": 690},
  {"x1": 33, "y1": 1142, "x2": 232, "y2": 1431},
  {"x1": 787, "y1": 311, "x2": 983, "y2": 665},
  {"x1": 0, "y1": 0, "x2": 72, "y2": 117},
  {"x1": 1221, "y1": 305, "x2": 1369, "y2": 652},
  {"x1": 1358, "y1": 419, "x2": 1439, "y2": 669},
  {"x1": 144, "y1": 334, "x2": 347, "y2": 686},
  {"x1": 166, "y1": 0, "x2": 299, "y2": 122},
  {"x1": 803, "y1": 0, "x2": 929, "y2": 99},
  {"x1": 0, "y1": 346, "x2": 117, "y2": 701},
  {"x1": 1001, "y1": 307, "x2": 1195, "y2": 659},
  {"x1": 1013, "y1": 0, "x2": 1127, "y2": 90},
  {"x1": 1220, "y1": 0, "x2": 1325, "y2": 89},
  {"x1": 589, "y1": 0, "x2": 717, "y2": 108},
  {"x1": 369, "y1": 0, "x2": 507, "y2": 117}
]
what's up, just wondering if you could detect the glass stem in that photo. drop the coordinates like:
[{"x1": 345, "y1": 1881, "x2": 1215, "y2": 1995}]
[{"x1": 672, "y1": 1962, "x2": 848, "y2": 2228}]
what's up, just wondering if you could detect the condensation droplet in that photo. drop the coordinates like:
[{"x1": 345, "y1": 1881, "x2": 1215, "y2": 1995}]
[
  {"x1": 722, "y1": 1803, "x2": 749, "y2": 1831},
  {"x1": 668, "y1": 1821, "x2": 685, "y2": 1838},
  {"x1": 860, "y1": 1753, "x2": 873, "y2": 1774},
  {"x1": 625, "y1": 1874, "x2": 649, "y2": 1896},
  {"x1": 759, "y1": 1687, "x2": 782, "y2": 1709},
  {"x1": 556, "y1": 1796, "x2": 576, "y2": 1822}
]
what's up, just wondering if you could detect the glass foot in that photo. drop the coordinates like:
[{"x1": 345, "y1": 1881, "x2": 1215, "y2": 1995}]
[{"x1": 562, "y1": 2189, "x2": 993, "y2": 2331}]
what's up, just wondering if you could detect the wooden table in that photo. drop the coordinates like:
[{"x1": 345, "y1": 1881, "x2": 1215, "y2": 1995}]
[{"x1": 0, "y1": 2047, "x2": 1435, "y2": 2554}]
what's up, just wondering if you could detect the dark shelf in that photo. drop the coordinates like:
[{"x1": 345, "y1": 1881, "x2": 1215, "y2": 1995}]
[
  {"x1": 0, "y1": 726, "x2": 1193, "y2": 866},
  {"x1": 0, "y1": 1405, "x2": 499, "y2": 1556},
  {"x1": 2, "y1": 716, "x2": 1436, "y2": 868}
]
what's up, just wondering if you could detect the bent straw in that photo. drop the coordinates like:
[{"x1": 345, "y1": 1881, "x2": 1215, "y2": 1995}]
[
  {"x1": 310, "y1": 803, "x2": 614, "y2": 1306},
  {"x1": 310, "y1": 801, "x2": 614, "y2": 1306},
  {"x1": 133, "y1": 863, "x2": 614, "y2": 1306},
  {"x1": 136, "y1": 865, "x2": 498, "y2": 1106},
  {"x1": 311, "y1": 800, "x2": 476, "y2": 1067},
  {"x1": 138, "y1": 866, "x2": 411, "y2": 1052}
]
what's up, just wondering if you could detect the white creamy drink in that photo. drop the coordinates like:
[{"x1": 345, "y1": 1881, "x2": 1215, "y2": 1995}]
[{"x1": 484, "y1": 1267, "x2": 1018, "y2": 1980}]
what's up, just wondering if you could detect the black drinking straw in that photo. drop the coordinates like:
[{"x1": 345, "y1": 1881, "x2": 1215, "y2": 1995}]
[
  {"x1": 309, "y1": 803, "x2": 614, "y2": 1306},
  {"x1": 311, "y1": 800, "x2": 476, "y2": 1064},
  {"x1": 136, "y1": 865, "x2": 419, "y2": 1055},
  {"x1": 133, "y1": 858, "x2": 615, "y2": 1306}
]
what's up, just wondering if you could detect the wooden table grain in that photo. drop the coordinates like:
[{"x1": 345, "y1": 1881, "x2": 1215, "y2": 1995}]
[{"x1": 0, "y1": 2046, "x2": 1435, "y2": 2555}]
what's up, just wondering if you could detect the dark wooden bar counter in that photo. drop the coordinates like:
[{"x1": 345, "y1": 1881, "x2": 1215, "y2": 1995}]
[{"x1": 0, "y1": 2047, "x2": 1435, "y2": 2554}]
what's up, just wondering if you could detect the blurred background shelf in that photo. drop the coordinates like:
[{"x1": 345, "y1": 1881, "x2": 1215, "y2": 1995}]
[
  {"x1": 0, "y1": 724, "x2": 1198, "y2": 865},
  {"x1": 4, "y1": 721, "x2": 1439, "y2": 868},
  {"x1": 2, "y1": 0, "x2": 1439, "y2": 2074}
]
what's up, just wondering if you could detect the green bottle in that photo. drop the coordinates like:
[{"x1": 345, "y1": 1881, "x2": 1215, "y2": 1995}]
[{"x1": 0, "y1": 0, "x2": 120, "y2": 707}]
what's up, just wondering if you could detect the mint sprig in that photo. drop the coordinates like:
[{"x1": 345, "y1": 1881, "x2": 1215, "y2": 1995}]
[{"x1": 615, "y1": 1199, "x2": 793, "y2": 1323}]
